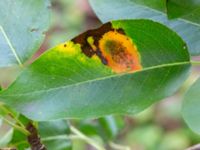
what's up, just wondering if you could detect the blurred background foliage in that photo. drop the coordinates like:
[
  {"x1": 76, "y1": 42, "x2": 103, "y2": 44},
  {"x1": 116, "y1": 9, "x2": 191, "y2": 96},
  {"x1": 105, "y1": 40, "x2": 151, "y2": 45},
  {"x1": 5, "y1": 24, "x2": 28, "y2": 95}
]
[{"x1": 0, "y1": 0, "x2": 200, "y2": 149}]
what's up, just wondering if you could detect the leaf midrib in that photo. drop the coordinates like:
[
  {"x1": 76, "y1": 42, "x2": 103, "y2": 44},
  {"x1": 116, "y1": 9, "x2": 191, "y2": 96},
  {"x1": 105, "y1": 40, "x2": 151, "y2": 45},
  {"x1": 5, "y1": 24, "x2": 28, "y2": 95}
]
[
  {"x1": 0, "y1": 25, "x2": 23, "y2": 66},
  {"x1": 1, "y1": 61, "x2": 190, "y2": 97}
]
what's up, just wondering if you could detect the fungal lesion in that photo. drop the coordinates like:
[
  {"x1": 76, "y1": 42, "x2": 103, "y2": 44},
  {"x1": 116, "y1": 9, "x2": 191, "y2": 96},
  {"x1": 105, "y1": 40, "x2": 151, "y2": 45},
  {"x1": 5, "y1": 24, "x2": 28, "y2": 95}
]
[
  {"x1": 99, "y1": 31, "x2": 142, "y2": 73},
  {"x1": 72, "y1": 22, "x2": 142, "y2": 73}
]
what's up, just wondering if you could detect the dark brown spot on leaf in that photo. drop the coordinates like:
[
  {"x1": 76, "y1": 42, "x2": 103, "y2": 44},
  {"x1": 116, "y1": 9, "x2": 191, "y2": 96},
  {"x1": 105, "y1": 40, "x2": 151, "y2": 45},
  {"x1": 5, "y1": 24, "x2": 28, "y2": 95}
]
[
  {"x1": 72, "y1": 22, "x2": 126, "y2": 65},
  {"x1": 30, "y1": 28, "x2": 39, "y2": 32}
]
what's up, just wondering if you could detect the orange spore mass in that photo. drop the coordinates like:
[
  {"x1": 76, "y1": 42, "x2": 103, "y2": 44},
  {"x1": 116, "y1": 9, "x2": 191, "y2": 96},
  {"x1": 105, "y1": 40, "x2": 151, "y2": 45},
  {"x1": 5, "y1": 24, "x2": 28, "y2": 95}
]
[{"x1": 99, "y1": 31, "x2": 142, "y2": 73}]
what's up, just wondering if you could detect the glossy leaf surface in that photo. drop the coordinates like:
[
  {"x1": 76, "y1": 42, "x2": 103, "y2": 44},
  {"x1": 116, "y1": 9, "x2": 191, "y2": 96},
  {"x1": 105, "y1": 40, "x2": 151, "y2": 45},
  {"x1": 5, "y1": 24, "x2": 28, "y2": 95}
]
[
  {"x1": 0, "y1": 20, "x2": 191, "y2": 121},
  {"x1": 0, "y1": 0, "x2": 50, "y2": 67},
  {"x1": 89, "y1": 0, "x2": 200, "y2": 55}
]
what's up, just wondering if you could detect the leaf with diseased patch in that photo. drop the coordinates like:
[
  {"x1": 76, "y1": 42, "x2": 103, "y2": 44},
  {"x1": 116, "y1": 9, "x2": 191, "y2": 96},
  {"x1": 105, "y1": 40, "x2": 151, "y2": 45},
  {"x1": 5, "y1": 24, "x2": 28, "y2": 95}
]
[
  {"x1": 0, "y1": 20, "x2": 191, "y2": 121},
  {"x1": 89, "y1": 0, "x2": 200, "y2": 55}
]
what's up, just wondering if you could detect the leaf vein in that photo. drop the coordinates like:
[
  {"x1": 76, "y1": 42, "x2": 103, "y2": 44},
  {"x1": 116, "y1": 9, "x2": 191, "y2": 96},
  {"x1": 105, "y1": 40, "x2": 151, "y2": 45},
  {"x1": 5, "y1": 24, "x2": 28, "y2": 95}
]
[
  {"x1": 0, "y1": 25, "x2": 23, "y2": 66},
  {"x1": 1, "y1": 61, "x2": 190, "y2": 97}
]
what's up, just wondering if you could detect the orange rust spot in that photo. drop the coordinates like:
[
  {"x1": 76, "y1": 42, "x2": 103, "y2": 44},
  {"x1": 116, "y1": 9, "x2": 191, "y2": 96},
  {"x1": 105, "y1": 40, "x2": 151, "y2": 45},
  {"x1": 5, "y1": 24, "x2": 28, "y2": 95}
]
[{"x1": 99, "y1": 31, "x2": 142, "y2": 73}]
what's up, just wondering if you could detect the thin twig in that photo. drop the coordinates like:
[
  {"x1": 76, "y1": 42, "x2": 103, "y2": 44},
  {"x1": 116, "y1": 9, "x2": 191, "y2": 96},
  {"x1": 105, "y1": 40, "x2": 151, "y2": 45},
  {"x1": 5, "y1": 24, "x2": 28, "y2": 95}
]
[
  {"x1": 109, "y1": 142, "x2": 131, "y2": 150},
  {"x1": 10, "y1": 134, "x2": 82, "y2": 147},
  {"x1": 0, "y1": 104, "x2": 25, "y2": 128},
  {"x1": 26, "y1": 122, "x2": 46, "y2": 150},
  {"x1": 191, "y1": 60, "x2": 200, "y2": 66},
  {"x1": 42, "y1": 135, "x2": 80, "y2": 141},
  {"x1": 3, "y1": 118, "x2": 30, "y2": 136},
  {"x1": 70, "y1": 125, "x2": 105, "y2": 150}
]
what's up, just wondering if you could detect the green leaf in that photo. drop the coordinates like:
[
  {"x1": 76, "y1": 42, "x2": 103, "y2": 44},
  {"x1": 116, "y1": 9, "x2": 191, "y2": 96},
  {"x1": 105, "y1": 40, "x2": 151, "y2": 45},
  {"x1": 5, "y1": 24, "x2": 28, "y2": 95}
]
[
  {"x1": 39, "y1": 120, "x2": 72, "y2": 150},
  {"x1": 9, "y1": 115, "x2": 30, "y2": 150},
  {"x1": 89, "y1": 0, "x2": 200, "y2": 55},
  {"x1": 78, "y1": 120, "x2": 99, "y2": 136},
  {"x1": 97, "y1": 116, "x2": 119, "y2": 141},
  {"x1": 0, "y1": 0, "x2": 50, "y2": 68},
  {"x1": 182, "y1": 77, "x2": 200, "y2": 134},
  {"x1": 166, "y1": 0, "x2": 200, "y2": 20},
  {"x1": 10, "y1": 129, "x2": 29, "y2": 150},
  {"x1": 0, "y1": 20, "x2": 191, "y2": 121},
  {"x1": 79, "y1": 116, "x2": 124, "y2": 141}
]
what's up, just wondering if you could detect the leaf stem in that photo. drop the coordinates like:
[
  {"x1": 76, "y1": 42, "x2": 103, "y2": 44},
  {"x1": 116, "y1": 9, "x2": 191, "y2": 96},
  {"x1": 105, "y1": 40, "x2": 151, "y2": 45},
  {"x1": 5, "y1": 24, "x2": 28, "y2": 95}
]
[
  {"x1": 191, "y1": 60, "x2": 200, "y2": 66},
  {"x1": 0, "y1": 104, "x2": 25, "y2": 128},
  {"x1": 41, "y1": 135, "x2": 80, "y2": 141},
  {"x1": 70, "y1": 125, "x2": 106, "y2": 150},
  {"x1": 3, "y1": 117, "x2": 30, "y2": 136},
  {"x1": 0, "y1": 25, "x2": 23, "y2": 67},
  {"x1": 0, "y1": 103, "x2": 30, "y2": 135},
  {"x1": 11, "y1": 135, "x2": 81, "y2": 147},
  {"x1": 109, "y1": 142, "x2": 131, "y2": 150}
]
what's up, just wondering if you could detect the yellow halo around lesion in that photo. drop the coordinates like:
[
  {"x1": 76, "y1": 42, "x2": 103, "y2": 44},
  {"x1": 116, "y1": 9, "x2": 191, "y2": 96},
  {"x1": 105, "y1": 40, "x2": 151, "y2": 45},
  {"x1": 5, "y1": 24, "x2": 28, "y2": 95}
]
[
  {"x1": 56, "y1": 41, "x2": 81, "y2": 56},
  {"x1": 99, "y1": 30, "x2": 142, "y2": 73}
]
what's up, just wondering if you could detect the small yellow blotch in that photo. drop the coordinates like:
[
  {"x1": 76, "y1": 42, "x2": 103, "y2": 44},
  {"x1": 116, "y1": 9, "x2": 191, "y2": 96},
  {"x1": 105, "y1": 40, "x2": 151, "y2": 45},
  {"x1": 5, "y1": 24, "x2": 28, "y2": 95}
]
[
  {"x1": 87, "y1": 36, "x2": 97, "y2": 51},
  {"x1": 91, "y1": 54, "x2": 102, "y2": 63},
  {"x1": 99, "y1": 30, "x2": 142, "y2": 73},
  {"x1": 56, "y1": 41, "x2": 80, "y2": 56},
  {"x1": 78, "y1": 55, "x2": 87, "y2": 63}
]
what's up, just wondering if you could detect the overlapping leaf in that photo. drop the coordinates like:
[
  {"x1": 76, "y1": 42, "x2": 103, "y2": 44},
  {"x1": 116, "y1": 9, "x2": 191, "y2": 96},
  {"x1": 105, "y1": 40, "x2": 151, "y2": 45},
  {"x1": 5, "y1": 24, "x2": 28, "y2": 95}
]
[
  {"x1": 79, "y1": 116, "x2": 123, "y2": 141},
  {"x1": 39, "y1": 120, "x2": 72, "y2": 150},
  {"x1": 0, "y1": 20, "x2": 191, "y2": 121},
  {"x1": 0, "y1": 0, "x2": 50, "y2": 67},
  {"x1": 182, "y1": 77, "x2": 200, "y2": 134},
  {"x1": 166, "y1": 0, "x2": 200, "y2": 20},
  {"x1": 89, "y1": 0, "x2": 200, "y2": 55}
]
